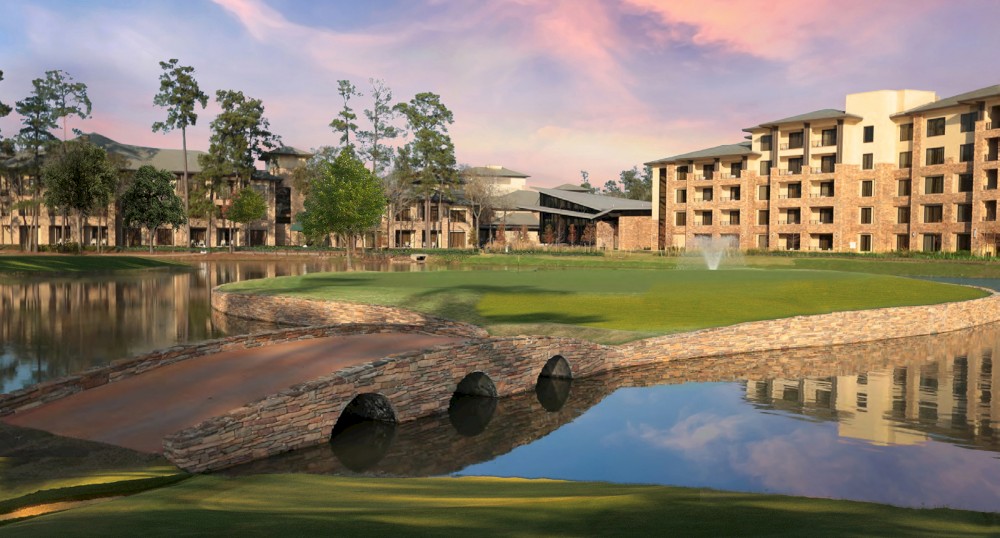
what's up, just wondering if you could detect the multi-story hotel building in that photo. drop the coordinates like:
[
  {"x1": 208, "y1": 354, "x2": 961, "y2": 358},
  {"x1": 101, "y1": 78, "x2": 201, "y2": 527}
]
[{"x1": 648, "y1": 85, "x2": 1000, "y2": 254}]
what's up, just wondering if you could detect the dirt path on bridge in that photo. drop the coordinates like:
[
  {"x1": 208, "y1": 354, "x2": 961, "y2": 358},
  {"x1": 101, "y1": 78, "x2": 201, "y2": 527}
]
[{"x1": 1, "y1": 333, "x2": 462, "y2": 453}]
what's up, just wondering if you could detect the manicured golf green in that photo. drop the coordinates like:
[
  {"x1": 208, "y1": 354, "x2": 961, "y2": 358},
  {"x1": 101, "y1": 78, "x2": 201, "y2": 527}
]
[
  {"x1": 5, "y1": 474, "x2": 998, "y2": 536},
  {"x1": 0, "y1": 255, "x2": 184, "y2": 274},
  {"x1": 222, "y1": 268, "x2": 988, "y2": 342}
]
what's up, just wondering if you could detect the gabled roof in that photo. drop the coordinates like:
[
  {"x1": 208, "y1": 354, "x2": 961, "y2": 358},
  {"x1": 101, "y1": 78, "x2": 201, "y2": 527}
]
[
  {"x1": 499, "y1": 189, "x2": 540, "y2": 207},
  {"x1": 535, "y1": 187, "x2": 652, "y2": 213},
  {"x1": 553, "y1": 183, "x2": 591, "y2": 192},
  {"x1": 743, "y1": 109, "x2": 862, "y2": 132},
  {"x1": 893, "y1": 84, "x2": 1000, "y2": 117},
  {"x1": 465, "y1": 165, "x2": 530, "y2": 178},
  {"x1": 645, "y1": 142, "x2": 756, "y2": 166},
  {"x1": 84, "y1": 133, "x2": 205, "y2": 173}
]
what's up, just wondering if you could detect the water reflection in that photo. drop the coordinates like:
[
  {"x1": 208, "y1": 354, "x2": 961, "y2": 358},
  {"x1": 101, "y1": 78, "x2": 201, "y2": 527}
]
[
  {"x1": 0, "y1": 258, "x2": 416, "y2": 394},
  {"x1": 231, "y1": 322, "x2": 1000, "y2": 512}
]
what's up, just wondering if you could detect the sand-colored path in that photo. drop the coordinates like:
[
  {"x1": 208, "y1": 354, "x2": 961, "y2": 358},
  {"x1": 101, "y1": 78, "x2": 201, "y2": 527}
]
[{"x1": 2, "y1": 333, "x2": 462, "y2": 453}]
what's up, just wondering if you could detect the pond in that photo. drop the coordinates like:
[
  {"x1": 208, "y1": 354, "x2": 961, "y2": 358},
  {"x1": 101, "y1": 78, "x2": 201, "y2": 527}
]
[
  {"x1": 0, "y1": 258, "x2": 429, "y2": 393},
  {"x1": 230, "y1": 320, "x2": 1000, "y2": 512}
]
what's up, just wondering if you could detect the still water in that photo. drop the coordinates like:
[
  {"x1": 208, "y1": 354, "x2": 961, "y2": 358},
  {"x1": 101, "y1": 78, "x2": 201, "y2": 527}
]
[
  {"x1": 0, "y1": 258, "x2": 427, "y2": 393},
  {"x1": 233, "y1": 321, "x2": 1000, "y2": 512}
]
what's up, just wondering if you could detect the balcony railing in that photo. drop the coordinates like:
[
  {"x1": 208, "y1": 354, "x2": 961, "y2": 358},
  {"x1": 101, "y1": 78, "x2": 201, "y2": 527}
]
[
  {"x1": 812, "y1": 139, "x2": 836, "y2": 147},
  {"x1": 810, "y1": 219, "x2": 834, "y2": 225},
  {"x1": 720, "y1": 220, "x2": 740, "y2": 226},
  {"x1": 778, "y1": 219, "x2": 801, "y2": 225},
  {"x1": 719, "y1": 196, "x2": 740, "y2": 202},
  {"x1": 809, "y1": 193, "x2": 835, "y2": 198},
  {"x1": 988, "y1": 122, "x2": 995, "y2": 130},
  {"x1": 778, "y1": 193, "x2": 802, "y2": 199}
]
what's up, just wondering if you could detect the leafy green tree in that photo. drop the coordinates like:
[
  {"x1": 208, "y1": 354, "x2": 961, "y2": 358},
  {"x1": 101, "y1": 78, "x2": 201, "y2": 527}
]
[
  {"x1": 579, "y1": 170, "x2": 596, "y2": 194},
  {"x1": 35, "y1": 70, "x2": 91, "y2": 142},
  {"x1": 394, "y1": 92, "x2": 457, "y2": 248},
  {"x1": 357, "y1": 78, "x2": 399, "y2": 176},
  {"x1": 196, "y1": 146, "x2": 236, "y2": 248},
  {"x1": 120, "y1": 165, "x2": 187, "y2": 253},
  {"x1": 329, "y1": 79, "x2": 361, "y2": 151},
  {"x1": 602, "y1": 180, "x2": 623, "y2": 197},
  {"x1": 0, "y1": 70, "x2": 11, "y2": 141},
  {"x1": 206, "y1": 90, "x2": 281, "y2": 186},
  {"x1": 152, "y1": 59, "x2": 209, "y2": 246},
  {"x1": 619, "y1": 165, "x2": 652, "y2": 201},
  {"x1": 41, "y1": 140, "x2": 117, "y2": 252},
  {"x1": 15, "y1": 86, "x2": 58, "y2": 252},
  {"x1": 301, "y1": 150, "x2": 386, "y2": 268},
  {"x1": 227, "y1": 187, "x2": 266, "y2": 249}
]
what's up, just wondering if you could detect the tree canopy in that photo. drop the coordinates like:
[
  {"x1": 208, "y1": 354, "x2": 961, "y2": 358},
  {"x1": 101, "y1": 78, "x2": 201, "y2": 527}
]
[
  {"x1": 119, "y1": 165, "x2": 187, "y2": 253},
  {"x1": 357, "y1": 78, "x2": 399, "y2": 176},
  {"x1": 42, "y1": 139, "x2": 118, "y2": 249},
  {"x1": 0, "y1": 70, "x2": 11, "y2": 143},
  {"x1": 329, "y1": 79, "x2": 361, "y2": 151},
  {"x1": 227, "y1": 186, "x2": 267, "y2": 247},
  {"x1": 206, "y1": 90, "x2": 281, "y2": 184},
  {"x1": 35, "y1": 70, "x2": 91, "y2": 142},
  {"x1": 300, "y1": 150, "x2": 386, "y2": 264},
  {"x1": 152, "y1": 59, "x2": 209, "y2": 135}
]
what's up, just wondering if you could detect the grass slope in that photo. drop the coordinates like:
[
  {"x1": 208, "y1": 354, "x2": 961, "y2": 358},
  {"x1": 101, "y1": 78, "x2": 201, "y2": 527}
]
[
  {"x1": 222, "y1": 268, "x2": 986, "y2": 342},
  {"x1": 0, "y1": 255, "x2": 184, "y2": 274},
  {"x1": 6, "y1": 475, "x2": 999, "y2": 536}
]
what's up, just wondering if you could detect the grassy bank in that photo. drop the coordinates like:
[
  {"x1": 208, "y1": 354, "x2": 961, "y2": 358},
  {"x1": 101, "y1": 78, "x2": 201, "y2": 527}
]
[
  {"x1": 222, "y1": 268, "x2": 986, "y2": 343},
  {"x1": 5, "y1": 474, "x2": 998, "y2": 536},
  {"x1": 0, "y1": 255, "x2": 185, "y2": 274}
]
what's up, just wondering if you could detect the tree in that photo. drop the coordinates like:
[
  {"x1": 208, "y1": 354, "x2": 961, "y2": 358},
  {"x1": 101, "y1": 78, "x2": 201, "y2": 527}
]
[
  {"x1": 619, "y1": 165, "x2": 652, "y2": 201},
  {"x1": 463, "y1": 171, "x2": 500, "y2": 249},
  {"x1": 300, "y1": 150, "x2": 386, "y2": 269},
  {"x1": 35, "y1": 70, "x2": 91, "y2": 142},
  {"x1": 194, "y1": 150, "x2": 234, "y2": 249},
  {"x1": 15, "y1": 86, "x2": 58, "y2": 252},
  {"x1": 152, "y1": 59, "x2": 209, "y2": 247},
  {"x1": 568, "y1": 223, "x2": 578, "y2": 245},
  {"x1": 227, "y1": 187, "x2": 266, "y2": 248},
  {"x1": 382, "y1": 149, "x2": 416, "y2": 248},
  {"x1": 602, "y1": 180, "x2": 623, "y2": 197},
  {"x1": 581, "y1": 221, "x2": 597, "y2": 249},
  {"x1": 206, "y1": 90, "x2": 281, "y2": 187},
  {"x1": 120, "y1": 165, "x2": 187, "y2": 253},
  {"x1": 329, "y1": 79, "x2": 361, "y2": 151},
  {"x1": 395, "y1": 92, "x2": 457, "y2": 248},
  {"x1": 357, "y1": 78, "x2": 399, "y2": 176},
  {"x1": 0, "y1": 70, "x2": 11, "y2": 141},
  {"x1": 579, "y1": 170, "x2": 596, "y2": 194},
  {"x1": 42, "y1": 140, "x2": 117, "y2": 252}
]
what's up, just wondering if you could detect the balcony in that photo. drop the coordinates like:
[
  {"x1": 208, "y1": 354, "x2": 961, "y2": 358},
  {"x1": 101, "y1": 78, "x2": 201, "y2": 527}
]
[
  {"x1": 810, "y1": 219, "x2": 834, "y2": 225},
  {"x1": 719, "y1": 171, "x2": 742, "y2": 179},
  {"x1": 720, "y1": 220, "x2": 740, "y2": 226},
  {"x1": 809, "y1": 193, "x2": 835, "y2": 198},
  {"x1": 778, "y1": 219, "x2": 801, "y2": 225},
  {"x1": 812, "y1": 139, "x2": 836, "y2": 148}
]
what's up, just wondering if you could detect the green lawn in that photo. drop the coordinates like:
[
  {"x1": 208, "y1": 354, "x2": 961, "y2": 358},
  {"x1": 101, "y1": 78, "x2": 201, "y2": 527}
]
[
  {"x1": 5, "y1": 474, "x2": 998, "y2": 536},
  {"x1": 222, "y1": 268, "x2": 987, "y2": 343},
  {"x1": 0, "y1": 255, "x2": 185, "y2": 274}
]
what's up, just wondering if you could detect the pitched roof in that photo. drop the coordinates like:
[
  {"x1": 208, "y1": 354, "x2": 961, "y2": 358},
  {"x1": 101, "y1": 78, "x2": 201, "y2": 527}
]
[
  {"x1": 743, "y1": 109, "x2": 862, "y2": 131},
  {"x1": 553, "y1": 183, "x2": 592, "y2": 192},
  {"x1": 261, "y1": 146, "x2": 313, "y2": 158},
  {"x1": 464, "y1": 165, "x2": 530, "y2": 178},
  {"x1": 645, "y1": 142, "x2": 756, "y2": 165},
  {"x1": 535, "y1": 187, "x2": 652, "y2": 213},
  {"x1": 83, "y1": 133, "x2": 205, "y2": 173},
  {"x1": 499, "y1": 189, "x2": 540, "y2": 207},
  {"x1": 893, "y1": 84, "x2": 1000, "y2": 117}
]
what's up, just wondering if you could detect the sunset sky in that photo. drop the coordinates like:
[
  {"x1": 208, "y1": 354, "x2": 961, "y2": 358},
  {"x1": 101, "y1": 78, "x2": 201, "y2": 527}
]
[{"x1": 1, "y1": 0, "x2": 998, "y2": 187}]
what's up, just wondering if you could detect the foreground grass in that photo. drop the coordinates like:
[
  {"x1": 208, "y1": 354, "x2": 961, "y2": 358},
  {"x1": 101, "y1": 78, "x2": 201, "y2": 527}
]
[
  {"x1": 223, "y1": 268, "x2": 986, "y2": 342},
  {"x1": 6, "y1": 474, "x2": 998, "y2": 536},
  {"x1": 0, "y1": 255, "x2": 184, "y2": 274}
]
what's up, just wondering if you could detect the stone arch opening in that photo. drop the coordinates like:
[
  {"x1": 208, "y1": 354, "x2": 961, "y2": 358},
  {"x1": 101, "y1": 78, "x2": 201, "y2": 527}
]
[
  {"x1": 539, "y1": 355, "x2": 573, "y2": 379},
  {"x1": 330, "y1": 393, "x2": 397, "y2": 471},
  {"x1": 449, "y1": 371, "x2": 498, "y2": 436},
  {"x1": 536, "y1": 355, "x2": 573, "y2": 412}
]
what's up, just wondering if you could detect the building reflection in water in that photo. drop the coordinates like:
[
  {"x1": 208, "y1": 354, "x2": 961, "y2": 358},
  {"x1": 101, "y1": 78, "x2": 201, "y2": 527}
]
[{"x1": 0, "y1": 259, "x2": 373, "y2": 394}]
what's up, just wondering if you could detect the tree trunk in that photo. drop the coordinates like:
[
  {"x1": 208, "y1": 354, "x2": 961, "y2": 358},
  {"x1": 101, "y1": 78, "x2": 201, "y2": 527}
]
[
  {"x1": 345, "y1": 234, "x2": 354, "y2": 271},
  {"x1": 423, "y1": 196, "x2": 431, "y2": 249},
  {"x1": 182, "y1": 127, "x2": 190, "y2": 249},
  {"x1": 148, "y1": 228, "x2": 154, "y2": 254}
]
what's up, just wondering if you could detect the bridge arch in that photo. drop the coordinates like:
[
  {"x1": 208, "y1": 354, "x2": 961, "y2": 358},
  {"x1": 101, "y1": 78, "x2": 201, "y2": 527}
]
[
  {"x1": 449, "y1": 371, "x2": 498, "y2": 436},
  {"x1": 329, "y1": 392, "x2": 398, "y2": 471},
  {"x1": 536, "y1": 355, "x2": 573, "y2": 412},
  {"x1": 539, "y1": 355, "x2": 573, "y2": 379}
]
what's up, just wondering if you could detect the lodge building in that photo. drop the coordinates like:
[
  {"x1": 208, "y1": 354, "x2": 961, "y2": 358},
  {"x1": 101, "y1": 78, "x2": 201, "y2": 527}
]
[{"x1": 648, "y1": 86, "x2": 1000, "y2": 255}]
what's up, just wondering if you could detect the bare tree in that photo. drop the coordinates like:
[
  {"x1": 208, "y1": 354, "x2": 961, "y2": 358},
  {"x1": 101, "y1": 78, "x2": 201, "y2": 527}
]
[{"x1": 462, "y1": 169, "x2": 500, "y2": 249}]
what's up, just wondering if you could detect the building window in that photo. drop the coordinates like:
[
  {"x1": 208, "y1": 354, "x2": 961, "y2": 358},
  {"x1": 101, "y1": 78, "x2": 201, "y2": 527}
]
[
  {"x1": 988, "y1": 170, "x2": 999, "y2": 190},
  {"x1": 924, "y1": 175, "x2": 944, "y2": 194},
  {"x1": 899, "y1": 151, "x2": 912, "y2": 168},
  {"x1": 863, "y1": 126, "x2": 874, "y2": 143},
  {"x1": 821, "y1": 128, "x2": 837, "y2": 146},
  {"x1": 697, "y1": 210, "x2": 713, "y2": 226},
  {"x1": 956, "y1": 233, "x2": 972, "y2": 251},
  {"x1": 757, "y1": 234, "x2": 769, "y2": 249},
  {"x1": 819, "y1": 181, "x2": 835, "y2": 197},
  {"x1": 897, "y1": 206, "x2": 910, "y2": 223},
  {"x1": 984, "y1": 200, "x2": 997, "y2": 221},
  {"x1": 961, "y1": 111, "x2": 977, "y2": 133},
  {"x1": 782, "y1": 208, "x2": 801, "y2": 224},
  {"x1": 677, "y1": 165, "x2": 689, "y2": 180},
  {"x1": 675, "y1": 212, "x2": 687, "y2": 226},
  {"x1": 725, "y1": 210, "x2": 741, "y2": 226},
  {"x1": 780, "y1": 233, "x2": 801, "y2": 250},
  {"x1": 788, "y1": 157, "x2": 803, "y2": 174},
  {"x1": 899, "y1": 123, "x2": 913, "y2": 141},
  {"x1": 898, "y1": 179, "x2": 911, "y2": 196},
  {"x1": 959, "y1": 174, "x2": 973, "y2": 192},
  {"x1": 757, "y1": 185, "x2": 770, "y2": 200},
  {"x1": 860, "y1": 207, "x2": 873, "y2": 224},
  {"x1": 923, "y1": 234, "x2": 942, "y2": 252},
  {"x1": 676, "y1": 189, "x2": 687, "y2": 203},
  {"x1": 760, "y1": 135, "x2": 772, "y2": 151},
  {"x1": 702, "y1": 164, "x2": 715, "y2": 180},
  {"x1": 927, "y1": 117, "x2": 946, "y2": 137},
  {"x1": 786, "y1": 182, "x2": 802, "y2": 199},
  {"x1": 788, "y1": 131, "x2": 804, "y2": 149},
  {"x1": 817, "y1": 207, "x2": 834, "y2": 224},
  {"x1": 862, "y1": 153, "x2": 873, "y2": 170},
  {"x1": 923, "y1": 204, "x2": 943, "y2": 223},
  {"x1": 759, "y1": 160, "x2": 772, "y2": 176},
  {"x1": 860, "y1": 180, "x2": 874, "y2": 197},
  {"x1": 859, "y1": 234, "x2": 873, "y2": 252},
  {"x1": 726, "y1": 186, "x2": 741, "y2": 201},
  {"x1": 730, "y1": 162, "x2": 742, "y2": 178},
  {"x1": 757, "y1": 209, "x2": 770, "y2": 225},
  {"x1": 700, "y1": 187, "x2": 713, "y2": 202},
  {"x1": 960, "y1": 143, "x2": 975, "y2": 162},
  {"x1": 820, "y1": 155, "x2": 836, "y2": 173},
  {"x1": 956, "y1": 203, "x2": 972, "y2": 223},
  {"x1": 896, "y1": 234, "x2": 910, "y2": 251}
]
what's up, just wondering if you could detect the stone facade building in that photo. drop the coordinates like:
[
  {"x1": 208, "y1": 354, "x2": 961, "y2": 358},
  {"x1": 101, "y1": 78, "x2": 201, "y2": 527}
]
[{"x1": 649, "y1": 86, "x2": 1000, "y2": 254}]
